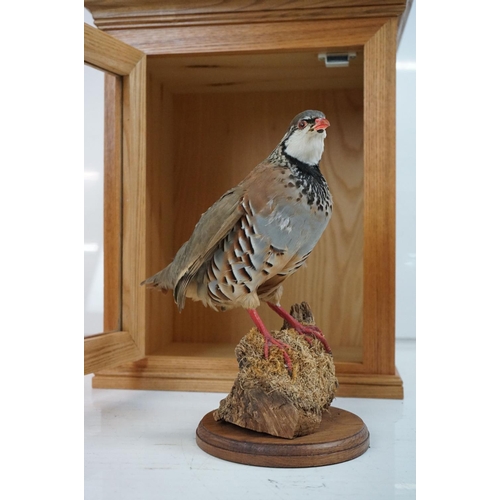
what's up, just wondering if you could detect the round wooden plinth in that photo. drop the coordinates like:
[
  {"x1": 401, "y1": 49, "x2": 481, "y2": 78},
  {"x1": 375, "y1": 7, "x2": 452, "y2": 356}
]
[{"x1": 196, "y1": 407, "x2": 369, "y2": 468}]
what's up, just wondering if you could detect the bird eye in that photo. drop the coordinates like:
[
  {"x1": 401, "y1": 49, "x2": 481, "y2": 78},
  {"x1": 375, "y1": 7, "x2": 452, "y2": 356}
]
[{"x1": 298, "y1": 120, "x2": 307, "y2": 129}]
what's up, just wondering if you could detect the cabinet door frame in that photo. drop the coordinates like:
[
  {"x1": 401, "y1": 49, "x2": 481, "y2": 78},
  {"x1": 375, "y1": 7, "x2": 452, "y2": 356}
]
[
  {"x1": 97, "y1": 16, "x2": 398, "y2": 377},
  {"x1": 84, "y1": 23, "x2": 146, "y2": 374}
]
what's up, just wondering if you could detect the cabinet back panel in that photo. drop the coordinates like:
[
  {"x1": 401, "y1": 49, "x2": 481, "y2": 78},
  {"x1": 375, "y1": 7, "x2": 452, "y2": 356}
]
[{"x1": 145, "y1": 89, "x2": 364, "y2": 351}]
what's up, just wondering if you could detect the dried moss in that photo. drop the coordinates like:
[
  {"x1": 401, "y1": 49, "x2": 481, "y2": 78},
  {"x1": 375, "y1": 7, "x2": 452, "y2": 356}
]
[{"x1": 215, "y1": 308, "x2": 339, "y2": 438}]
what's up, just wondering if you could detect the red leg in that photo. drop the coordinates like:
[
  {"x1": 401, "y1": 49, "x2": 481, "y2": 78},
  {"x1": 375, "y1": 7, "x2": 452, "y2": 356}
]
[
  {"x1": 266, "y1": 302, "x2": 332, "y2": 353},
  {"x1": 247, "y1": 309, "x2": 292, "y2": 371}
]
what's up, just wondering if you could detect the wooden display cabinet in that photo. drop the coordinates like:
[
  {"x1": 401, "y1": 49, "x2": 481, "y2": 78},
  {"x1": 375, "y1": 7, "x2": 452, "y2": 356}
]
[{"x1": 84, "y1": 0, "x2": 411, "y2": 398}]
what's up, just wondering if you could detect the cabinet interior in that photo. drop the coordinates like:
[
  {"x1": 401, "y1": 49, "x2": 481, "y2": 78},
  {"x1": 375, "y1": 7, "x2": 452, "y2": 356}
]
[{"x1": 144, "y1": 49, "x2": 365, "y2": 364}]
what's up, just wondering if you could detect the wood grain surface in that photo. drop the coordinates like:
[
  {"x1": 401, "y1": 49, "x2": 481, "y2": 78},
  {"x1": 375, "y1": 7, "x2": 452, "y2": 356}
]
[
  {"x1": 84, "y1": 22, "x2": 144, "y2": 75},
  {"x1": 87, "y1": 9, "x2": 403, "y2": 396},
  {"x1": 84, "y1": 23, "x2": 147, "y2": 374},
  {"x1": 161, "y1": 89, "x2": 364, "y2": 350},
  {"x1": 103, "y1": 74, "x2": 123, "y2": 333},
  {"x1": 99, "y1": 17, "x2": 388, "y2": 56},
  {"x1": 85, "y1": 0, "x2": 406, "y2": 31},
  {"x1": 196, "y1": 406, "x2": 369, "y2": 467},
  {"x1": 144, "y1": 71, "x2": 176, "y2": 353},
  {"x1": 92, "y1": 347, "x2": 403, "y2": 398},
  {"x1": 84, "y1": 330, "x2": 141, "y2": 375},
  {"x1": 363, "y1": 18, "x2": 397, "y2": 374},
  {"x1": 121, "y1": 53, "x2": 147, "y2": 349},
  {"x1": 147, "y1": 51, "x2": 364, "y2": 94}
]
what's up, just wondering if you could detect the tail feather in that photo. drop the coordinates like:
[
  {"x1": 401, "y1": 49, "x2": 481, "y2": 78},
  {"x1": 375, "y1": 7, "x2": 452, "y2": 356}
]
[{"x1": 140, "y1": 266, "x2": 173, "y2": 293}]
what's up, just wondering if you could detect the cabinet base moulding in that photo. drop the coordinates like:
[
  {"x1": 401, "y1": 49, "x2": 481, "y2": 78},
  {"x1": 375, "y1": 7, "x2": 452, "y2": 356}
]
[{"x1": 91, "y1": 357, "x2": 403, "y2": 399}]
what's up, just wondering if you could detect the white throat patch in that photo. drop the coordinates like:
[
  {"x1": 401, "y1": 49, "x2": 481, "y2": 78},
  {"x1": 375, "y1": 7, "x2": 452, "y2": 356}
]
[{"x1": 284, "y1": 128, "x2": 326, "y2": 165}]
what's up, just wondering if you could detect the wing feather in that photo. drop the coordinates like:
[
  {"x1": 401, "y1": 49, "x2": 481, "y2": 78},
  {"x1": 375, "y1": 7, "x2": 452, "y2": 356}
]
[{"x1": 169, "y1": 186, "x2": 245, "y2": 308}]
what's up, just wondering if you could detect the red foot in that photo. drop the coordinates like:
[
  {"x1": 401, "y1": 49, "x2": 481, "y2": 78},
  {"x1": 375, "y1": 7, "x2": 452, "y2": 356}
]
[
  {"x1": 266, "y1": 302, "x2": 332, "y2": 354},
  {"x1": 247, "y1": 309, "x2": 292, "y2": 372}
]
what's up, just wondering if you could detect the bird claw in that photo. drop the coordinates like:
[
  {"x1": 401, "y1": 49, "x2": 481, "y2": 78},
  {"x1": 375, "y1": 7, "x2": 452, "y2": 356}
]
[
  {"x1": 301, "y1": 335, "x2": 314, "y2": 346},
  {"x1": 247, "y1": 309, "x2": 293, "y2": 374},
  {"x1": 266, "y1": 302, "x2": 332, "y2": 354},
  {"x1": 295, "y1": 324, "x2": 332, "y2": 354}
]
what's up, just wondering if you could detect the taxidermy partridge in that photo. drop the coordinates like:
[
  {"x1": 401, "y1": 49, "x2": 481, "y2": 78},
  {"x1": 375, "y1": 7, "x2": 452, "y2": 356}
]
[{"x1": 142, "y1": 110, "x2": 333, "y2": 370}]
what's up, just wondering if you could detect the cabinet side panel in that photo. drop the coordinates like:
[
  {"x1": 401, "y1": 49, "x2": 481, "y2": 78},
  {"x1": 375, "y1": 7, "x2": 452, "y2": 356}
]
[
  {"x1": 363, "y1": 19, "x2": 397, "y2": 374},
  {"x1": 146, "y1": 74, "x2": 176, "y2": 352}
]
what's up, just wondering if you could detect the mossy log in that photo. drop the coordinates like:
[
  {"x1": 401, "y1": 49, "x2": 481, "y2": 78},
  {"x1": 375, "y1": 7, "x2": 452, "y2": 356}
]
[{"x1": 214, "y1": 302, "x2": 339, "y2": 439}]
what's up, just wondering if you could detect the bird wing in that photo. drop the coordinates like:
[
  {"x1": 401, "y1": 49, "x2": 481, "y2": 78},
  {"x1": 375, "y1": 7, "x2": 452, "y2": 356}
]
[
  {"x1": 144, "y1": 161, "x2": 302, "y2": 309},
  {"x1": 171, "y1": 161, "x2": 285, "y2": 308},
  {"x1": 170, "y1": 185, "x2": 246, "y2": 308}
]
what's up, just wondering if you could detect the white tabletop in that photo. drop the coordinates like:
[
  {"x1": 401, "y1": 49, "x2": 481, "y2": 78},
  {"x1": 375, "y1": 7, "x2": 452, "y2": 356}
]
[{"x1": 85, "y1": 339, "x2": 415, "y2": 500}]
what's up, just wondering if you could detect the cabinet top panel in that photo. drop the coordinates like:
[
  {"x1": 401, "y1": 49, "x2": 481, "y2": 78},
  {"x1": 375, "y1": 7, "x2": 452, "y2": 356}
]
[
  {"x1": 149, "y1": 49, "x2": 363, "y2": 93},
  {"x1": 85, "y1": 0, "x2": 408, "y2": 31}
]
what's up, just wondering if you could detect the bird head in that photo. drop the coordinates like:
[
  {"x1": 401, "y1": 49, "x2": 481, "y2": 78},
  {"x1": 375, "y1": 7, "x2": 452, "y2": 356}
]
[{"x1": 281, "y1": 110, "x2": 330, "y2": 166}]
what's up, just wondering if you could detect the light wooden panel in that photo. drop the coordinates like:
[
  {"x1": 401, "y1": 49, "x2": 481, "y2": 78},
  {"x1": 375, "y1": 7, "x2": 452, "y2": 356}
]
[
  {"x1": 85, "y1": 0, "x2": 406, "y2": 31},
  {"x1": 363, "y1": 18, "x2": 397, "y2": 374},
  {"x1": 103, "y1": 74, "x2": 122, "y2": 332},
  {"x1": 84, "y1": 23, "x2": 147, "y2": 374},
  {"x1": 92, "y1": 351, "x2": 402, "y2": 398},
  {"x1": 148, "y1": 51, "x2": 363, "y2": 94},
  {"x1": 154, "y1": 343, "x2": 362, "y2": 364},
  {"x1": 84, "y1": 331, "x2": 141, "y2": 375},
  {"x1": 101, "y1": 17, "x2": 388, "y2": 55},
  {"x1": 159, "y1": 89, "x2": 364, "y2": 351},
  {"x1": 145, "y1": 72, "x2": 176, "y2": 353},
  {"x1": 121, "y1": 55, "x2": 147, "y2": 346},
  {"x1": 84, "y1": 22, "x2": 144, "y2": 75}
]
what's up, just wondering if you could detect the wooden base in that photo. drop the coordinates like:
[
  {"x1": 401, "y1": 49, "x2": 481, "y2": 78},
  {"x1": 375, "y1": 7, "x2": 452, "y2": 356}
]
[{"x1": 196, "y1": 407, "x2": 369, "y2": 467}]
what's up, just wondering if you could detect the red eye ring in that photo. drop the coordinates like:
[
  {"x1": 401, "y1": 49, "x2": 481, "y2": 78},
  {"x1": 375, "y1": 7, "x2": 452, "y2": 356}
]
[{"x1": 298, "y1": 120, "x2": 307, "y2": 129}]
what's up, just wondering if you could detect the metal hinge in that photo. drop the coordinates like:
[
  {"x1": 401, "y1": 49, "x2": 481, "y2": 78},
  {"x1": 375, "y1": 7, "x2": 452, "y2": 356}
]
[{"x1": 318, "y1": 52, "x2": 356, "y2": 68}]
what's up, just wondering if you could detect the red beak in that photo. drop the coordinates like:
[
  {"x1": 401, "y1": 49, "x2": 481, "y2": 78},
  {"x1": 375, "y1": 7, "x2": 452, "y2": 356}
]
[{"x1": 313, "y1": 117, "x2": 330, "y2": 131}]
